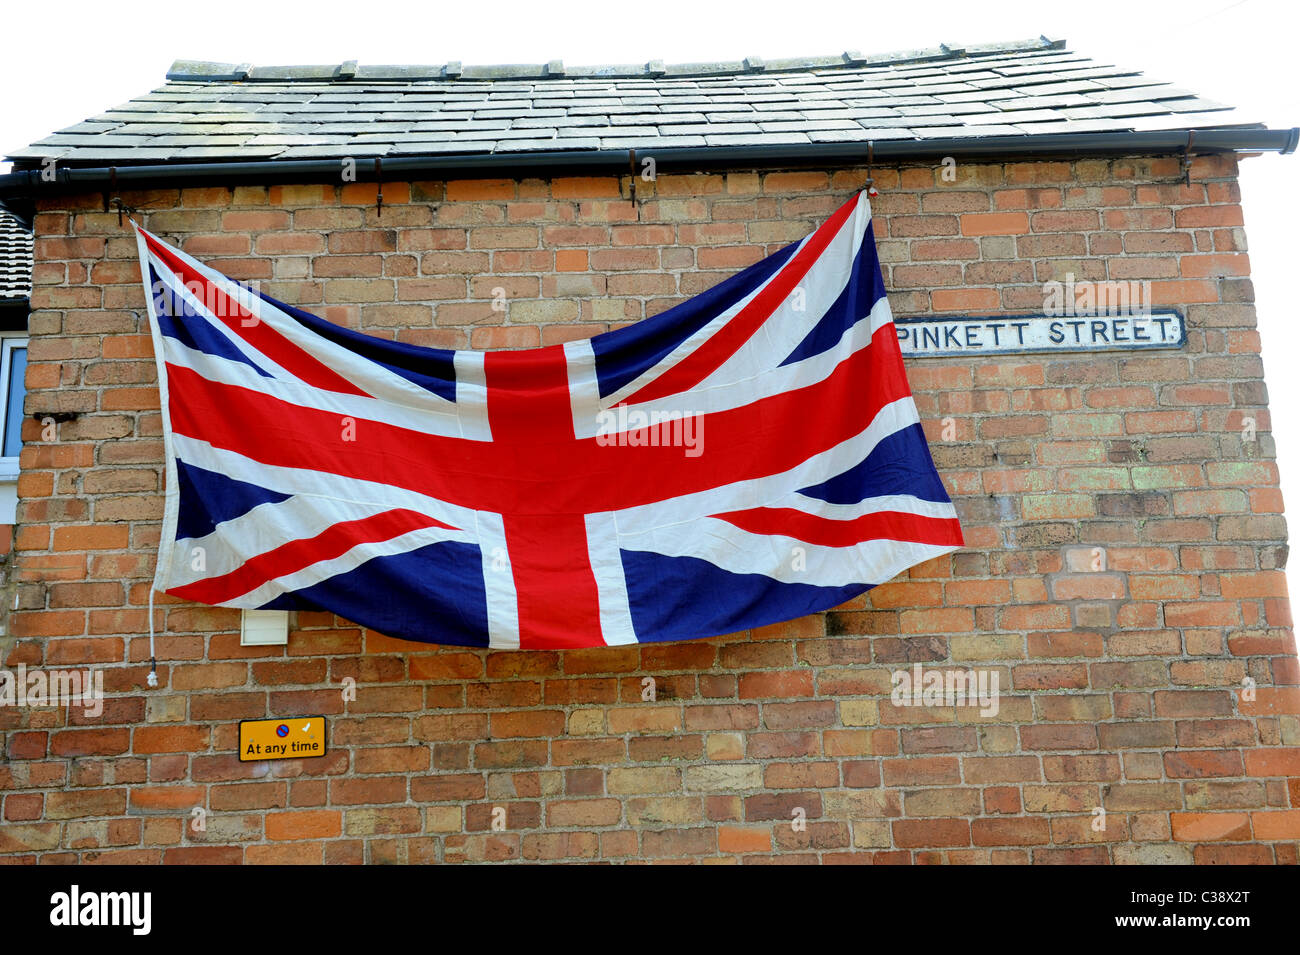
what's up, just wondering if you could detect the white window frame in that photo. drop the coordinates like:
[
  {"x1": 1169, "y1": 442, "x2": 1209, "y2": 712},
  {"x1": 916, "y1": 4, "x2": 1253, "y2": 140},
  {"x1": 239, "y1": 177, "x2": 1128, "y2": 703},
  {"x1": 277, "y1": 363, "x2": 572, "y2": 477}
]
[{"x1": 0, "y1": 332, "x2": 29, "y2": 483}]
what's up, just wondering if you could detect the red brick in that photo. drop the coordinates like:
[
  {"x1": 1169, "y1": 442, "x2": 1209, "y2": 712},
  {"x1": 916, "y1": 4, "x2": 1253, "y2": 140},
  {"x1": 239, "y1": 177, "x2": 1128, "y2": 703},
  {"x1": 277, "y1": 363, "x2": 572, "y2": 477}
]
[{"x1": 960, "y1": 211, "x2": 1029, "y2": 235}]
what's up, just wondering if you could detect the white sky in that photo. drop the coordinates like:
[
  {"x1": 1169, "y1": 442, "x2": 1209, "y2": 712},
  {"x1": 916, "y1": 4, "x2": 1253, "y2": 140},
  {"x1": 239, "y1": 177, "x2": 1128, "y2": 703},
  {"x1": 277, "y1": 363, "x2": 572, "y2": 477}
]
[{"x1": 4, "y1": 0, "x2": 1298, "y2": 516}]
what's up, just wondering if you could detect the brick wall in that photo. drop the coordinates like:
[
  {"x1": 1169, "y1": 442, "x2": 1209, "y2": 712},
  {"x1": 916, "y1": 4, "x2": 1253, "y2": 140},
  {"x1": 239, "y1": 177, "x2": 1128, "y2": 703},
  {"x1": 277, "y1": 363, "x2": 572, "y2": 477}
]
[{"x1": 3, "y1": 155, "x2": 1298, "y2": 864}]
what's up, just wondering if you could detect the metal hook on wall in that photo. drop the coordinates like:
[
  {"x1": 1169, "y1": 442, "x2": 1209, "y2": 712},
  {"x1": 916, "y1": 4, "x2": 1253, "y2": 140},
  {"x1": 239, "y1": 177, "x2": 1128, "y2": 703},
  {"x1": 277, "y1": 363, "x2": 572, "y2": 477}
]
[
  {"x1": 109, "y1": 197, "x2": 135, "y2": 228},
  {"x1": 375, "y1": 157, "x2": 384, "y2": 218},
  {"x1": 100, "y1": 170, "x2": 161, "y2": 228},
  {"x1": 865, "y1": 142, "x2": 878, "y2": 198}
]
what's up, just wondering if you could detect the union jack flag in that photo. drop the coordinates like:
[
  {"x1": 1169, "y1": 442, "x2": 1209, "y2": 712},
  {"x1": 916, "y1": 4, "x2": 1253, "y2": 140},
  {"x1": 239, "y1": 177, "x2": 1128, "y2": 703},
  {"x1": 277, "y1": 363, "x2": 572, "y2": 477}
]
[{"x1": 135, "y1": 190, "x2": 963, "y2": 650}]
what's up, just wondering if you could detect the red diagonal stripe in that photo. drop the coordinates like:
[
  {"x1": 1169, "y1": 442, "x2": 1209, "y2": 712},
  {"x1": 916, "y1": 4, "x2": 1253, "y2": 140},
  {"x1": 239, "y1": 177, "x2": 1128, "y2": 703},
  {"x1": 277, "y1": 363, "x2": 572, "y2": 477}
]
[
  {"x1": 711, "y1": 506, "x2": 964, "y2": 550},
  {"x1": 618, "y1": 191, "x2": 860, "y2": 407},
  {"x1": 141, "y1": 228, "x2": 371, "y2": 398},
  {"x1": 168, "y1": 507, "x2": 455, "y2": 605}
]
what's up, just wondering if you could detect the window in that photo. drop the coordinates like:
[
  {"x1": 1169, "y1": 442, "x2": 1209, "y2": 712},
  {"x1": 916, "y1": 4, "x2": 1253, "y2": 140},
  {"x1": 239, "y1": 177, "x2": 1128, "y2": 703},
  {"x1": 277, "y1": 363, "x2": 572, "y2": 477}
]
[{"x1": 0, "y1": 333, "x2": 28, "y2": 483}]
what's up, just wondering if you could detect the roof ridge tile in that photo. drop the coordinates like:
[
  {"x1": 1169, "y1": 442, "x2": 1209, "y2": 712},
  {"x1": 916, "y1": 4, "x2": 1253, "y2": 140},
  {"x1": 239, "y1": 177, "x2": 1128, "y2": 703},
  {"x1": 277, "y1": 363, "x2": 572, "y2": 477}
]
[{"x1": 163, "y1": 36, "x2": 1065, "y2": 84}]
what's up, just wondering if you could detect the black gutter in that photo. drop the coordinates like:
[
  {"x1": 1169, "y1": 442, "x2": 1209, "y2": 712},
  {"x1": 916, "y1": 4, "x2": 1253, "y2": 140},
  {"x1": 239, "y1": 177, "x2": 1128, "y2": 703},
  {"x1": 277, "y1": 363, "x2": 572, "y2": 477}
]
[{"x1": 2, "y1": 127, "x2": 1296, "y2": 200}]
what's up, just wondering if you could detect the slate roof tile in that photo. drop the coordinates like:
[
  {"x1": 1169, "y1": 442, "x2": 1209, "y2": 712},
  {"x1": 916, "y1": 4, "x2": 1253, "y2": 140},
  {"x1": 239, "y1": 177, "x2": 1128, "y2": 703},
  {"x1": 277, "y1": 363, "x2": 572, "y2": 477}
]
[{"x1": 6, "y1": 37, "x2": 1263, "y2": 166}]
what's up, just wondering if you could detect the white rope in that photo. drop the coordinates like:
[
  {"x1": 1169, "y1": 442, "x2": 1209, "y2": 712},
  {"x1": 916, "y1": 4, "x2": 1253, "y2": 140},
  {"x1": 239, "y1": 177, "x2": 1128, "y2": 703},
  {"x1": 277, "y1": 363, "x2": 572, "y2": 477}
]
[{"x1": 146, "y1": 587, "x2": 158, "y2": 687}]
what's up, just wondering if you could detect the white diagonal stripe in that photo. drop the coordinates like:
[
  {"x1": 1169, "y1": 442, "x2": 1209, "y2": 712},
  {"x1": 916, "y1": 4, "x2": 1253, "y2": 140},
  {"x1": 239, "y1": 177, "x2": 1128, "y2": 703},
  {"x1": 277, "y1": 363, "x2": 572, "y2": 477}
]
[
  {"x1": 218, "y1": 524, "x2": 472, "y2": 607},
  {"x1": 619, "y1": 516, "x2": 958, "y2": 589},
  {"x1": 691, "y1": 192, "x2": 873, "y2": 396},
  {"x1": 593, "y1": 295, "x2": 894, "y2": 429},
  {"x1": 612, "y1": 395, "x2": 925, "y2": 534},
  {"x1": 596, "y1": 231, "x2": 818, "y2": 409},
  {"x1": 146, "y1": 233, "x2": 456, "y2": 412},
  {"x1": 170, "y1": 434, "x2": 477, "y2": 534},
  {"x1": 158, "y1": 334, "x2": 463, "y2": 437}
]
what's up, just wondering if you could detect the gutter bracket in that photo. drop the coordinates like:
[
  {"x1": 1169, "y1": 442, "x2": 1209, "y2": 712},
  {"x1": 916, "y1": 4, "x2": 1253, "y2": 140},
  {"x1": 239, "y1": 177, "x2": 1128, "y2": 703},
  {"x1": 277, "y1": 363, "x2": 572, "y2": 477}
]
[
  {"x1": 1181, "y1": 130, "x2": 1197, "y2": 187},
  {"x1": 865, "y1": 141, "x2": 877, "y2": 197},
  {"x1": 375, "y1": 157, "x2": 383, "y2": 218},
  {"x1": 628, "y1": 149, "x2": 637, "y2": 204},
  {"x1": 102, "y1": 167, "x2": 137, "y2": 226},
  {"x1": 102, "y1": 166, "x2": 116, "y2": 215}
]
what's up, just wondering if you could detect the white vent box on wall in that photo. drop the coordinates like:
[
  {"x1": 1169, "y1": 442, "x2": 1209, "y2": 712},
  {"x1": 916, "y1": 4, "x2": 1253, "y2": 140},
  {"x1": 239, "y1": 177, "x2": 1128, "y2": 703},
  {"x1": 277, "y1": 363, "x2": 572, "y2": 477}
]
[{"x1": 240, "y1": 609, "x2": 289, "y2": 646}]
